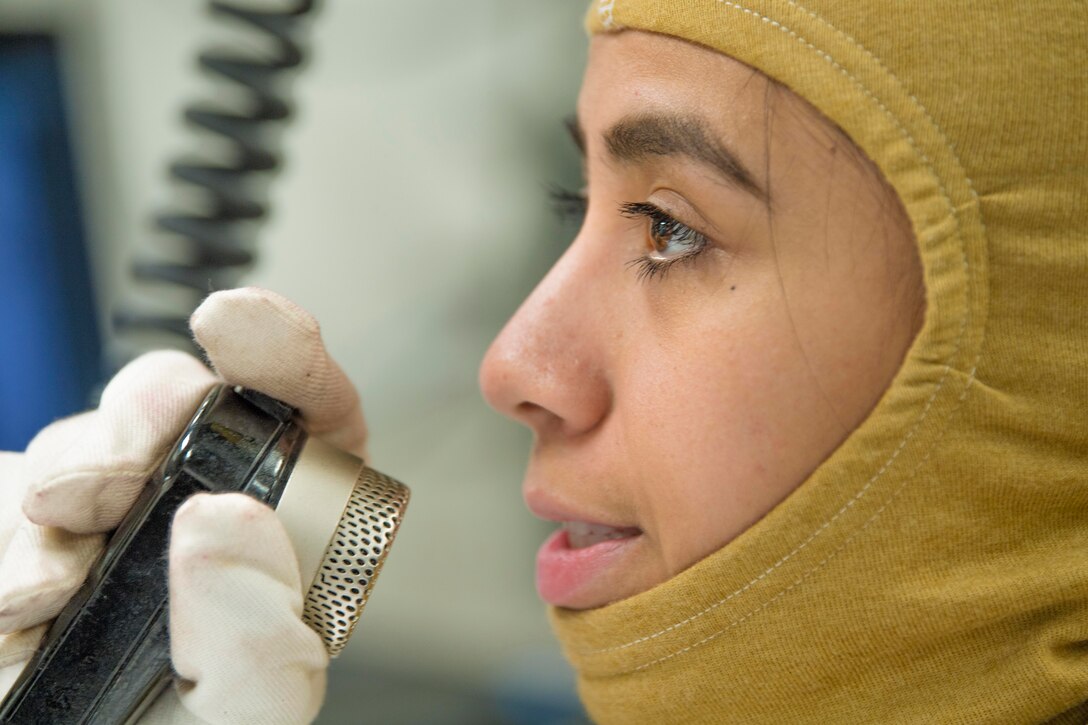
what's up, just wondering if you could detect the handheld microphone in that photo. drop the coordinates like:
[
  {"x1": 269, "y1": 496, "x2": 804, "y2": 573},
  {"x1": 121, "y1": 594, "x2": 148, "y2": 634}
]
[{"x1": 0, "y1": 384, "x2": 409, "y2": 724}]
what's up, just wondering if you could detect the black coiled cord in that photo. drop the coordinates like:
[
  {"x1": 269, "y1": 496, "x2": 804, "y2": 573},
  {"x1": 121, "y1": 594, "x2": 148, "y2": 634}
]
[{"x1": 113, "y1": 0, "x2": 317, "y2": 346}]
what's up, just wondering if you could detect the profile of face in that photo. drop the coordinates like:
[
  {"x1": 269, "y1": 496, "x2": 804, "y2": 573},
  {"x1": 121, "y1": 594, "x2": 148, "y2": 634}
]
[{"x1": 479, "y1": 31, "x2": 925, "y2": 610}]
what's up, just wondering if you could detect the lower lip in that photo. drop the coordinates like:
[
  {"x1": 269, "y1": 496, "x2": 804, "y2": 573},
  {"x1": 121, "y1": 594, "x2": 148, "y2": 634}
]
[{"x1": 536, "y1": 528, "x2": 641, "y2": 608}]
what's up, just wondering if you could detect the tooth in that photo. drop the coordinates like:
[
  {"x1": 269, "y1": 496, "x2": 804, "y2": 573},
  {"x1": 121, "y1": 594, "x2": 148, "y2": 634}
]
[{"x1": 564, "y1": 522, "x2": 638, "y2": 549}]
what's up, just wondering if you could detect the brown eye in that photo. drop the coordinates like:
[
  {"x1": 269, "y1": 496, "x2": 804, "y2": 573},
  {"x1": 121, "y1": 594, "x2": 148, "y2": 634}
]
[
  {"x1": 620, "y1": 201, "x2": 709, "y2": 281},
  {"x1": 646, "y1": 214, "x2": 700, "y2": 259}
]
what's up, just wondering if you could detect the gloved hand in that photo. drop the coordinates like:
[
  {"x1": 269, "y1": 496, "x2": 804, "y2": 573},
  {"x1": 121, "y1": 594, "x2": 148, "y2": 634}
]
[{"x1": 0, "y1": 288, "x2": 367, "y2": 724}]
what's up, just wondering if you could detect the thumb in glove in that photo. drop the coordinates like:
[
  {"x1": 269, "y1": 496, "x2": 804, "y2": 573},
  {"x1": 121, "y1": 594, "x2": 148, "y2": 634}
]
[{"x1": 142, "y1": 493, "x2": 328, "y2": 725}]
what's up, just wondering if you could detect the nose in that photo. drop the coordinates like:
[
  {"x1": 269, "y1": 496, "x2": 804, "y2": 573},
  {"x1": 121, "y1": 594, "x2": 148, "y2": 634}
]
[{"x1": 479, "y1": 239, "x2": 612, "y2": 439}]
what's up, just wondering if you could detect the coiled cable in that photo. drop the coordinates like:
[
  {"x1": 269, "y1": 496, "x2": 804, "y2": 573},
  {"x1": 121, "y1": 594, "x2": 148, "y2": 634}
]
[{"x1": 112, "y1": 0, "x2": 317, "y2": 350}]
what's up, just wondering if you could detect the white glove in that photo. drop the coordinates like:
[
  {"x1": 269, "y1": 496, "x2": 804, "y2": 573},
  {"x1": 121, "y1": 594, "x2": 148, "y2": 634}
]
[{"x1": 0, "y1": 288, "x2": 367, "y2": 724}]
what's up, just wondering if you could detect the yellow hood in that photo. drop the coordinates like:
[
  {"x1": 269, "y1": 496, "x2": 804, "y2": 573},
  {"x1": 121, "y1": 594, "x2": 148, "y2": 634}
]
[{"x1": 552, "y1": 2, "x2": 1088, "y2": 722}]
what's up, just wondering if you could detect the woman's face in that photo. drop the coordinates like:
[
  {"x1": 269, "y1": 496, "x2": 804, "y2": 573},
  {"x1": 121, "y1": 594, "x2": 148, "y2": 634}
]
[{"x1": 479, "y1": 31, "x2": 924, "y2": 610}]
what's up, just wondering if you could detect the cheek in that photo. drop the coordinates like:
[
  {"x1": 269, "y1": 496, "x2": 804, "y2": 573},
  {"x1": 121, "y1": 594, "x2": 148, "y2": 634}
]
[
  {"x1": 770, "y1": 225, "x2": 923, "y2": 432},
  {"x1": 616, "y1": 292, "x2": 843, "y2": 570}
]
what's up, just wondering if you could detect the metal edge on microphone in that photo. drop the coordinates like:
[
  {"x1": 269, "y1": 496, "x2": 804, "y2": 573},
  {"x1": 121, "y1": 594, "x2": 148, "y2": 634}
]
[{"x1": 274, "y1": 436, "x2": 409, "y2": 657}]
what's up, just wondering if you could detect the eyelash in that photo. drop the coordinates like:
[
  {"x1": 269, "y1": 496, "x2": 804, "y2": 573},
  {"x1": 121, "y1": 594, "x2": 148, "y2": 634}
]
[
  {"x1": 548, "y1": 185, "x2": 588, "y2": 224},
  {"x1": 547, "y1": 187, "x2": 710, "y2": 282},
  {"x1": 618, "y1": 201, "x2": 709, "y2": 281}
]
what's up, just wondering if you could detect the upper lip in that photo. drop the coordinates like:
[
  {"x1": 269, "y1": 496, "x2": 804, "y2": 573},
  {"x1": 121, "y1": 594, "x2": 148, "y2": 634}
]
[{"x1": 523, "y1": 486, "x2": 639, "y2": 530}]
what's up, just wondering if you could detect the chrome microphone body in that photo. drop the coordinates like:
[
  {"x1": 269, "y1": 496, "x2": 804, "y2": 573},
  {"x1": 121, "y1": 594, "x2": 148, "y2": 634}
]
[{"x1": 0, "y1": 385, "x2": 408, "y2": 724}]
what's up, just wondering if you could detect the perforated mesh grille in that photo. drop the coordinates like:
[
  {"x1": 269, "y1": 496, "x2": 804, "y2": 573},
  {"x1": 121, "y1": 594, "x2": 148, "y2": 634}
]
[{"x1": 302, "y1": 467, "x2": 409, "y2": 657}]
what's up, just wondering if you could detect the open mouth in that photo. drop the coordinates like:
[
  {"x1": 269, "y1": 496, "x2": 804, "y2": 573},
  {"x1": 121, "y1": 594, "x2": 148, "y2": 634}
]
[
  {"x1": 563, "y1": 521, "x2": 642, "y2": 548},
  {"x1": 536, "y1": 523, "x2": 645, "y2": 608}
]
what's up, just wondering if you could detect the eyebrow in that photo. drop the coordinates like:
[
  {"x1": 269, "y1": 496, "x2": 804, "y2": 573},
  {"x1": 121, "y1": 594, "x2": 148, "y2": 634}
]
[{"x1": 566, "y1": 113, "x2": 767, "y2": 203}]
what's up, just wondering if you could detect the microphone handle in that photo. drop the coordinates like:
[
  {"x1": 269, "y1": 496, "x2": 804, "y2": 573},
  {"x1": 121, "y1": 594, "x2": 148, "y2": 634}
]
[{"x1": 0, "y1": 385, "x2": 306, "y2": 724}]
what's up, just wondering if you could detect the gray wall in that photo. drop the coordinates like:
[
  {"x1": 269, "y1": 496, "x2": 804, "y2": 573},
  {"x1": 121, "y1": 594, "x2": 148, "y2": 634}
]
[{"x1": 1, "y1": 1, "x2": 590, "y2": 721}]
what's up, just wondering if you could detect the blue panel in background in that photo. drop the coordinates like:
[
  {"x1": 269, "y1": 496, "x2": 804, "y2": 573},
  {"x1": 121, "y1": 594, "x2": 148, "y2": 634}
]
[{"x1": 0, "y1": 35, "x2": 102, "y2": 451}]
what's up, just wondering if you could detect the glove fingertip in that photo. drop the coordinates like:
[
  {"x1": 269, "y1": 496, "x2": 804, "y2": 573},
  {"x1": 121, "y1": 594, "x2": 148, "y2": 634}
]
[
  {"x1": 191, "y1": 287, "x2": 320, "y2": 352},
  {"x1": 170, "y1": 493, "x2": 297, "y2": 587},
  {"x1": 23, "y1": 352, "x2": 215, "y2": 536},
  {"x1": 173, "y1": 492, "x2": 273, "y2": 533},
  {"x1": 22, "y1": 472, "x2": 140, "y2": 533},
  {"x1": 99, "y1": 350, "x2": 216, "y2": 412}
]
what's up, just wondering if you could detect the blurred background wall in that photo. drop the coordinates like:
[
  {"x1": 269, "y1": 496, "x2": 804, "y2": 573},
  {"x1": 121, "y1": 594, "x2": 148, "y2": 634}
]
[{"x1": 0, "y1": 1, "x2": 589, "y2": 722}]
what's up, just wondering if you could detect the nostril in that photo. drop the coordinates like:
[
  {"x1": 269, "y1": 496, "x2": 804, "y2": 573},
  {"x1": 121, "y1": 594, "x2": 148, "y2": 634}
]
[{"x1": 514, "y1": 400, "x2": 560, "y2": 429}]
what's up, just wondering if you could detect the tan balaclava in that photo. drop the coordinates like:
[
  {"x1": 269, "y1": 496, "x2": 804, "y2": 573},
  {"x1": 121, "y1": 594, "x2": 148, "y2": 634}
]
[{"x1": 551, "y1": 2, "x2": 1088, "y2": 722}]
